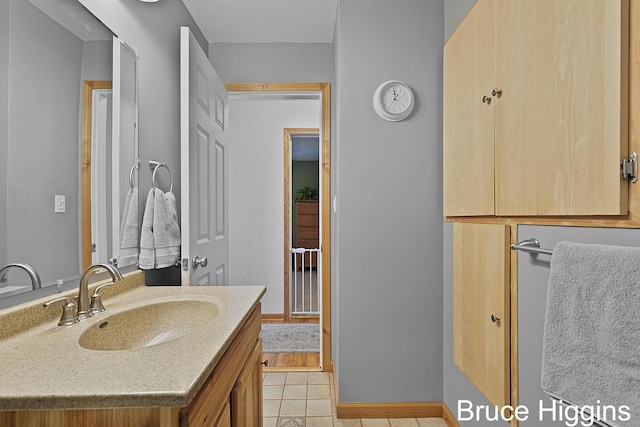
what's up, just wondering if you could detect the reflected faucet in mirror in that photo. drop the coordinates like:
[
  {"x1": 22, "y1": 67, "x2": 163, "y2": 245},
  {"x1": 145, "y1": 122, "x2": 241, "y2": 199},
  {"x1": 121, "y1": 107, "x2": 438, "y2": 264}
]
[
  {"x1": 0, "y1": 264, "x2": 42, "y2": 290},
  {"x1": 77, "y1": 263, "x2": 123, "y2": 320}
]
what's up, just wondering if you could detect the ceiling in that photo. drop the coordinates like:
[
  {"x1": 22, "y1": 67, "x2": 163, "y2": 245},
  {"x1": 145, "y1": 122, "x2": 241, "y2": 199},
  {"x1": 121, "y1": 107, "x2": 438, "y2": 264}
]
[
  {"x1": 30, "y1": 0, "x2": 112, "y2": 41},
  {"x1": 181, "y1": 0, "x2": 338, "y2": 43}
]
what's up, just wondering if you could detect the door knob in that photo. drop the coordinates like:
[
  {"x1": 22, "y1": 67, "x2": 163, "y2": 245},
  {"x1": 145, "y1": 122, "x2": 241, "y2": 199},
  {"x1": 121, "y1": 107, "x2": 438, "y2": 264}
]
[
  {"x1": 491, "y1": 314, "x2": 501, "y2": 323},
  {"x1": 192, "y1": 255, "x2": 208, "y2": 269},
  {"x1": 492, "y1": 88, "x2": 502, "y2": 97},
  {"x1": 482, "y1": 95, "x2": 492, "y2": 105}
]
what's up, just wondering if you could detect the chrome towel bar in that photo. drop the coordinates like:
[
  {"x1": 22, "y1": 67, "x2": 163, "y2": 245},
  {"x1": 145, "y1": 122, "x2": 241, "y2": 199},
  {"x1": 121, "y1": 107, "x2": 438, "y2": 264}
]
[
  {"x1": 510, "y1": 238, "x2": 554, "y2": 255},
  {"x1": 128, "y1": 160, "x2": 139, "y2": 189},
  {"x1": 149, "y1": 159, "x2": 173, "y2": 193}
]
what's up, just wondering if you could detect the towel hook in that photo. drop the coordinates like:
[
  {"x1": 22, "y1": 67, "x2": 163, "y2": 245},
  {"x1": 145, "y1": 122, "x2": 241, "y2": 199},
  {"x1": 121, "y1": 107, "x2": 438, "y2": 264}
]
[
  {"x1": 128, "y1": 160, "x2": 139, "y2": 189},
  {"x1": 149, "y1": 159, "x2": 173, "y2": 193}
]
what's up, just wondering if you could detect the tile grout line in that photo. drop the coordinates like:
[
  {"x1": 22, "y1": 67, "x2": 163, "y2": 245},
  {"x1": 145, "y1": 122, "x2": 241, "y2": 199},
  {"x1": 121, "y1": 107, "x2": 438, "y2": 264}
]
[{"x1": 263, "y1": 371, "x2": 448, "y2": 427}]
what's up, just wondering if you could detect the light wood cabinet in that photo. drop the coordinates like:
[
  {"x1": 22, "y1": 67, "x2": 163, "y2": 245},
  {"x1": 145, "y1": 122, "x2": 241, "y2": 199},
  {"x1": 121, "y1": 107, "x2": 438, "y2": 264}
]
[
  {"x1": 453, "y1": 222, "x2": 510, "y2": 408},
  {"x1": 443, "y1": 0, "x2": 496, "y2": 216},
  {"x1": 231, "y1": 338, "x2": 263, "y2": 427},
  {"x1": 180, "y1": 306, "x2": 262, "y2": 427},
  {"x1": 444, "y1": 0, "x2": 629, "y2": 217},
  {"x1": 0, "y1": 306, "x2": 263, "y2": 427}
]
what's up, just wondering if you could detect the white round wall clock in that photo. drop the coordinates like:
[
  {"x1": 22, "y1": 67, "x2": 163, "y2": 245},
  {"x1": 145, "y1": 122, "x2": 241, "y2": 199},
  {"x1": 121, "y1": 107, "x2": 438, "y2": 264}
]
[{"x1": 373, "y1": 80, "x2": 415, "y2": 121}]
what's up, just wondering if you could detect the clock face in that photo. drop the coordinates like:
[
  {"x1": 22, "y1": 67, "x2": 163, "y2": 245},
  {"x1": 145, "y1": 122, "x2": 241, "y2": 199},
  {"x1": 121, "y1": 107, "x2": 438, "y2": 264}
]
[
  {"x1": 382, "y1": 84, "x2": 411, "y2": 114},
  {"x1": 373, "y1": 80, "x2": 415, "y2": 121}
]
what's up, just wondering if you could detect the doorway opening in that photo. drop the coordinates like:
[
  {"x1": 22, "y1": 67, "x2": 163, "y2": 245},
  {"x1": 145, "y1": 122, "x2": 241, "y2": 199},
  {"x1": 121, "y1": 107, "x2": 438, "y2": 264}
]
[
  {"x1": 285, "y1": 128, "x2": 320, "y2": 321},
  {"x1": 81, "y1": 81, "x2": 112, "y2": 271},
  {"x1": 225, "y1": 83, "x2": 331, "y2": 372}
]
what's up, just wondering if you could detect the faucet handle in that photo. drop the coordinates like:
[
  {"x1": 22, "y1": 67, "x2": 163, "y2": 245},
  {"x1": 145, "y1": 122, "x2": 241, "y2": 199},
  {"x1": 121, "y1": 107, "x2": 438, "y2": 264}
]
[
  {"x1": 43, "y1": 297, "x2": 78, "y2": 326},
  {"x1": 89, "y1": 282, "x2": 113, "y2": 314}
]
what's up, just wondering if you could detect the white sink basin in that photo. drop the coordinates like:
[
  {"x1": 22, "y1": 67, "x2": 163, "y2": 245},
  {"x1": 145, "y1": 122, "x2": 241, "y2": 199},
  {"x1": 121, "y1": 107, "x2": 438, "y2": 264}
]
[{"x1": 78, "y1": 299, "x2": 219, "y2": 351}]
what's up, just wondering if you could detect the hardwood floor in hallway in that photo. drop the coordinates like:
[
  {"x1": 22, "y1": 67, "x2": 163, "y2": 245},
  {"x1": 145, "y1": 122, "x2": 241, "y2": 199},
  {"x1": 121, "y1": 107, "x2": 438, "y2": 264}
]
[
  {"x1": 263, "y1": 352, "x2": 321, "y2": 371},
  {"x1": 262, "y1": 316, "x2": 321, "y2": 371}
]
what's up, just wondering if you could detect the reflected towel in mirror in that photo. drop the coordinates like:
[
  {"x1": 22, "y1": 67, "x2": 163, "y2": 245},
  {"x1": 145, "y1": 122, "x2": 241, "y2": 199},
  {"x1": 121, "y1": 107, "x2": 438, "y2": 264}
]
[
  {"x1": 118, "y1": 187, "x2": 139, "y2": 266},
  {"x1": 139, "y1": 188, "x2": 180, "y2": 270}
]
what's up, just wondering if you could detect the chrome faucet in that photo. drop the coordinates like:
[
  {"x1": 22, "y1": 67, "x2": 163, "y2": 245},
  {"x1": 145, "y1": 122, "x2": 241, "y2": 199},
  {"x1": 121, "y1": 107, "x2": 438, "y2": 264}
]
[
  {"x1": 0, "y1": 263, "x2": 42, "y2": 290},
  {"x1": 77, "y1": 263, "x2": 123, "y2": 320}
]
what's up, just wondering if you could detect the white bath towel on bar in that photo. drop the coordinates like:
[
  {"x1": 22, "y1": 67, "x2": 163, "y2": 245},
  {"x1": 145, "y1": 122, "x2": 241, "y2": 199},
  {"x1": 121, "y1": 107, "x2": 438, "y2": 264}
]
[
  {"x1": 117, "y1": 187, "x2": 138, "y2": 267},
  {"x1": 152, "y1": 189, "x2": 180, "y2": 268},
  {"x1": 542, "y1": 241, "x2": 640, "y2": 427}
]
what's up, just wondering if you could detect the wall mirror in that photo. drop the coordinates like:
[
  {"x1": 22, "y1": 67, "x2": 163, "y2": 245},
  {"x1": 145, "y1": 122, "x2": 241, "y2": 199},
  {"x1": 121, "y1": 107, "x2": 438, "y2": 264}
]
[{"x1": 0, "y1": 0, "x2": 139, "y2": 309}]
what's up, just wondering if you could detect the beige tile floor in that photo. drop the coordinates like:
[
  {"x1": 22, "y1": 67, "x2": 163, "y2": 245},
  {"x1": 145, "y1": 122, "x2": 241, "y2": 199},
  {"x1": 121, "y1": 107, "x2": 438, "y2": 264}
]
[{"x1": 263, "y1": 371, "x2": 448, "y2": 427}]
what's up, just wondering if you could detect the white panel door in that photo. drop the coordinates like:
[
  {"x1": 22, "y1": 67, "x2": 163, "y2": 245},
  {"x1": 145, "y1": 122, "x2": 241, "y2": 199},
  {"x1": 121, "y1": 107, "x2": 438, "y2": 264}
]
[{"x1": 180, "y1": 27, "x2": 229, "y2": 286}]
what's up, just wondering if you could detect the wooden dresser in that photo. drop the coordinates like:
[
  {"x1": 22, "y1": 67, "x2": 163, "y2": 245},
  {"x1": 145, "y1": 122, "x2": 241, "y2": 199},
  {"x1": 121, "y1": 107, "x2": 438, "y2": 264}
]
[{"x1": 294, "y1": 200, "x2": 319, "y2": 268}]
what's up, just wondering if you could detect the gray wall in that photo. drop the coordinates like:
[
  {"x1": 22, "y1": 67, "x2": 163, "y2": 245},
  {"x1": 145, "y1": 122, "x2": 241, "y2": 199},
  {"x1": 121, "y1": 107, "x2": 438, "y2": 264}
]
[
  {"x1": 5, "y1": 0, "x2": 86, "y2": 284},
  {"x1": 444, "y1": 0, "x2": 477, "y2": 42},
  {"x1": 334, "y1": 0, "x2": 444, "y2": 402},
  {"x1": 209, "y1": 43, "x2": 333, "y2": 83}
]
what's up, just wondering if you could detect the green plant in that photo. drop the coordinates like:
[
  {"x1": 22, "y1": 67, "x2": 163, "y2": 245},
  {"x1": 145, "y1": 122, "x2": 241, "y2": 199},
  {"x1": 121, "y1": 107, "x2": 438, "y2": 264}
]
[{"x1": 295, "y1": 186, "x2": 318, "y2": 201}]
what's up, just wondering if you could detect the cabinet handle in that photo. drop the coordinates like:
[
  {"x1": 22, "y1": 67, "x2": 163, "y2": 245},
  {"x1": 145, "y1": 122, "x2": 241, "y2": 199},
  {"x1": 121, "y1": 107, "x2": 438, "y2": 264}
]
[
  {"x1": 261, "y1": 360, "x2": 269, "y2": 366},
  {"x1": 482, "y1": 95, "x2": 492, "y2": 105},
  {"x1": 491, "y1": 314, "x2": 501, "y2": 323},
  {"x1": 492, "y1": 88, "x2": 502, "y2": 98}
]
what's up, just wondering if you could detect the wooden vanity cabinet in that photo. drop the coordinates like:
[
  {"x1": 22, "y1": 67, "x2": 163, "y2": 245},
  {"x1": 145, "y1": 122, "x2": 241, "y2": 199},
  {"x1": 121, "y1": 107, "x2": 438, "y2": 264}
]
[
  {"x1": 231, "y1": 336, "x2": 263, "y2": 427},
  {"x1": 179, "y1": 306, "x2": 263, "y2": 427},
  {"x1": 0, "y1": 305, "x2": 263, "y2": 427},
  {"x1": 444, "y1": 0, "x2": 629, "y2": 217}
]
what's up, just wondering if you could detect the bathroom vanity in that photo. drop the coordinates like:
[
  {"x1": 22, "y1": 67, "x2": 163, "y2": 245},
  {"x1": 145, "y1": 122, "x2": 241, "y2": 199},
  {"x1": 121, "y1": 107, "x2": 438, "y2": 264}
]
[{"x1": 0, "y1": 272, "x2": 265, "y2": 427}]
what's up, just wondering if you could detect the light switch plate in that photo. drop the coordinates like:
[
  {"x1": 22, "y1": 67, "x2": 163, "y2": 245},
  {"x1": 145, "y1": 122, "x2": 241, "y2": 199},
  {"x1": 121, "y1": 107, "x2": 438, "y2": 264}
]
[{"x1": 54, "y1": 195, "x2": 65, "y2": 213}]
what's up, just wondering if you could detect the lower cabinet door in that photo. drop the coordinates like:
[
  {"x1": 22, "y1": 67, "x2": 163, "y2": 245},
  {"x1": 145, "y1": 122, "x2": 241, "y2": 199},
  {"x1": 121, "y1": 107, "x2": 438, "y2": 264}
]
[
  {"x1": 231, "y1": 338, "x2": 263, "y2": 427},
  {"x1": 453, "y1": 222, "x2": 511, "y2": 407},
  {"x1": 213, "y1": 401, "x2": 231, "y2": 427}
]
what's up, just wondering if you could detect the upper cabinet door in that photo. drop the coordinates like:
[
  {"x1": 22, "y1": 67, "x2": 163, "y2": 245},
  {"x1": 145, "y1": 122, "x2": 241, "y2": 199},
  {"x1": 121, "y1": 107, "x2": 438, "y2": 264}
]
[
  {"x1": 443, "y1": 0, "x2": 496, "y2": 216},
  {"x1": 494, "y1": 0, "x2": 629, "y2": 216}
]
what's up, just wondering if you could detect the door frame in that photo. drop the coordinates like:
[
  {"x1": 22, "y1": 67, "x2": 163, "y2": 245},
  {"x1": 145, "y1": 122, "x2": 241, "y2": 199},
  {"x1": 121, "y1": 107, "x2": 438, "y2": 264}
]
[
  {"x1": 224, "y1": 82, "x2": 331, "y2": 371},
  {"x1": 81, "y1": 80, "x2": 112, "y2": 270}
]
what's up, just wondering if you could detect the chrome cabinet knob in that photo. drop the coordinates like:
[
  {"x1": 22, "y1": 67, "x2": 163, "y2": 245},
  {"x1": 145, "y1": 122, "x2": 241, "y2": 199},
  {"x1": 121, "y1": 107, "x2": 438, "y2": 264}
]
[
  {"x1": 482, "y1": 95, "x2": 492, "y2": 104},
  {"x1": 492, "y1": 88, "x2": 502, "y2": 97},
  {"x1": 491, "y1": 314, "x2": 501, "y2": 323},
  {"x1": 192, "y1": 255, "x2": 208, "y2": 269}
]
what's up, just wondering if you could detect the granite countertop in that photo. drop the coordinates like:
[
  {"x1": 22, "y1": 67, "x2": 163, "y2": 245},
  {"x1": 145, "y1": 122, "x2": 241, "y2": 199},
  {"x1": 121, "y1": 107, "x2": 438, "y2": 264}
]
[{"x1": 0, "y1": 277, "x2": 265, "y2": 411}]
